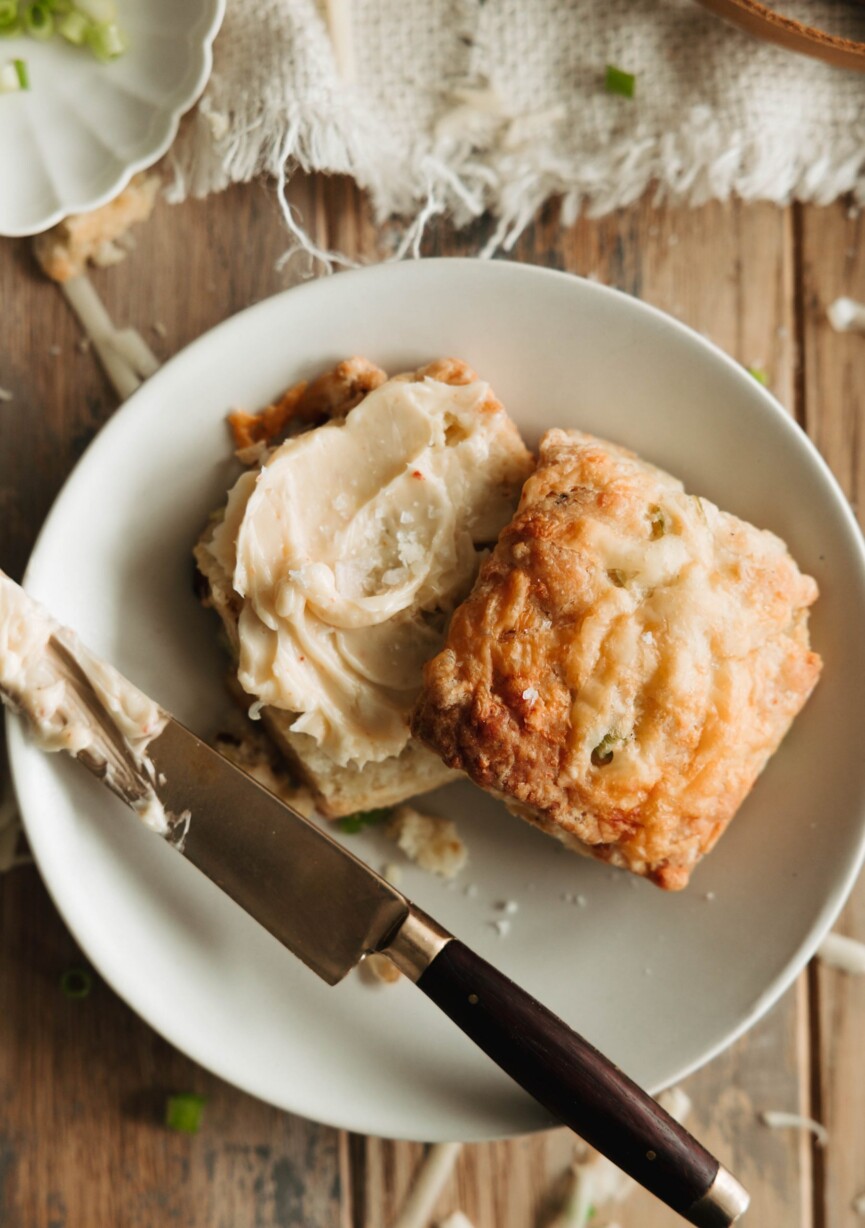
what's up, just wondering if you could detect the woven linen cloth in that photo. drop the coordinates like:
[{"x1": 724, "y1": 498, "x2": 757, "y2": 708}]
[{"x1": 170, "y1": 0, "x2": 865, "y2": 255}]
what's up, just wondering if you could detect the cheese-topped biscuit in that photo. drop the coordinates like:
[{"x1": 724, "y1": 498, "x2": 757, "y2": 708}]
[{"x1": 412, "y1": 429, "x2": 822, "y2": 889}]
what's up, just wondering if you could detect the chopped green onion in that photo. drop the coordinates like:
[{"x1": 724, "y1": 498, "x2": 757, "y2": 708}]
[
  {"x1": 747, "y1": 365, "x2": 769, "y2": 386},
  {"x1": 58, "y1": 9, "x2": 87, "y2": 43},
  {"x1": 648, "y1": 505, "x2": 669, "y2": 539},
  {"x1": 339, "y1": 807, "x2": 393, "y2": 835},
  {"x1": 60, "y1": 965, "x2": 93, "y2": 999},
  {"x1": 607, "y1": 567, "x2": 627, "y2": 588},
  {"x1": 591, "y1": 733, "x2": 619, "y2": 767},
  {"x1": 1, "y1": 0, "x2": 129, "y2": 88},
  {"x1": 86, "y1": 18, "x2": 125, "y2": 60},
  {"x1": 165, "y1": 1093, "x2": 206, "y2": 1134},
  {"x1": 22, "y1": 4, "x2": 53, "y2": 40},
  {"x1": 605, "y1": 64, "x2": 635, "y2": 98},
  {"x1": 0, "y1": 60, "x2": 20, "y2": 89}
]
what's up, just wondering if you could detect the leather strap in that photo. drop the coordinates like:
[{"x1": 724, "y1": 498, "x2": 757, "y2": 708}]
[{"x1": 694, "y1": 0, "x2": 865, "y2": 71}]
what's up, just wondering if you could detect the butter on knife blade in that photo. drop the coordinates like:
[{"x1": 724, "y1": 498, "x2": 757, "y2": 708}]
[
  {"x1": 0, "y1": 570, "x2": 171, "y2": 833},
  {"x1": 0, "y1": 568, "x2": 748, "y2": 1228}
]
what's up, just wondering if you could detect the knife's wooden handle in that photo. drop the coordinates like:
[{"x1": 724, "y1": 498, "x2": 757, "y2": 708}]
[{"x1": 417, "y1": 940, "x2": 748, "y2": 1227}]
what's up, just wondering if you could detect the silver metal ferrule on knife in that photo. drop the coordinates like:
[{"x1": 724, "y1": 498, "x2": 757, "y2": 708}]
[{"x1": 381, "y1": 906, "x2": 452, "y2": 981}]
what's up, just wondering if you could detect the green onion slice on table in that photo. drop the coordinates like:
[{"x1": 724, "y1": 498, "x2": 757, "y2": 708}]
[
  {"x1": 605, "y1": 64, "x2": 636, "y2": 98},
  {"x1": 60, "y1": 965, "x2": 93, "y2": 999},
  {"x1": 165, "y1": 1094, "x2": 206, "y2": 1135}
]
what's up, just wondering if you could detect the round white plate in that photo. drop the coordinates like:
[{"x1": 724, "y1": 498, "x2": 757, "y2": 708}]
[
  {"x1": 9, "y1": 260, "x2": 865, "y2": 1142},
  {"x1": 0, "y1": 0, "x2": 224, "y2": 236}
]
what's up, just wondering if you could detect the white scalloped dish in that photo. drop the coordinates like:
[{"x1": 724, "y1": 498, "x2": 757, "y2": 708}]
[{"x1": 0, "y1": 0, "x2": 224, "y2": 236}]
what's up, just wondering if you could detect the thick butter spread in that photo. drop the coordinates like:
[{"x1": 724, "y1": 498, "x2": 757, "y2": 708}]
[
  {"x1": 0, "y1": 571, "x2": 169, "y2": 832},
  {"x1": 208, "y1": 374, "x2": 532, "y2": 767}
]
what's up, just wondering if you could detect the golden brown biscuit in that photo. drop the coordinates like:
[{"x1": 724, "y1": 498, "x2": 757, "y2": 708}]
[{"x1": 412, "y1": 428, "x2": 822, "y2": 889}]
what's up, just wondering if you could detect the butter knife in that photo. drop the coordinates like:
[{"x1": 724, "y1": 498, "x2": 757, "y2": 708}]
[{"x1": 1, "y1": 580, "x2": 748, "y2": 1226}]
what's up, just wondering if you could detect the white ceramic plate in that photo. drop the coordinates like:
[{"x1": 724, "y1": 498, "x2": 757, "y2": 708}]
[
  {"x1": 9, "y1": 260, "x2": 865, "y2": 1142},
  {"x1": 0, "y1": 0, "x2": 224, "y2": 236}
]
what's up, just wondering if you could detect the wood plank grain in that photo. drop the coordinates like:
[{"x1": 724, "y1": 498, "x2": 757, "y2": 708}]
[
  {"x1": 799, "y1": 196, "x2": 865, "y2": 1228},
  {"x1": 0, "y1": 176, "x2": 320, "y2": 581},
  {"x1": 0, "y1": 866, "x2": 347, "y2": 1228},
  {"x1": 355, "y1": 1132, "x2": 576, "y2": 1228}
]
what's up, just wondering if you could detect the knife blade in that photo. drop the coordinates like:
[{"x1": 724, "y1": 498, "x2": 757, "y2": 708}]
[
  {"x1": 147, "y1": 718, "x2": 417, "y2": 986},
  {"x1": 0, "y1": 571, "x2": 749, "y2": 1227}
]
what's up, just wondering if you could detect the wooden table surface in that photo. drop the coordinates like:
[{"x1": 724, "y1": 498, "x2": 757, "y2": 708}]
[{"x1": 1, "y1": 175, "x2": 863, "y2": 1228}]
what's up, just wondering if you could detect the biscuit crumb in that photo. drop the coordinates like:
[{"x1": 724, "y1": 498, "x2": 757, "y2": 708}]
[
  {"x1": 388, "y1": 805, "x2": 467, "y2": 879},
  {"x1": 33, "y1": 173, "x2": 160, "y2": 283},
  {"x1": 828, "y1": 296, "x2": 865, "y2": 333}
]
